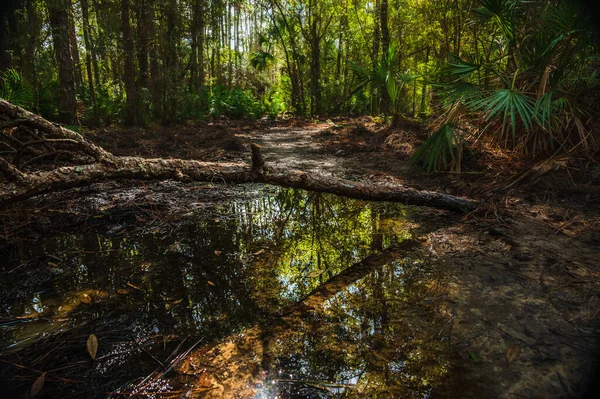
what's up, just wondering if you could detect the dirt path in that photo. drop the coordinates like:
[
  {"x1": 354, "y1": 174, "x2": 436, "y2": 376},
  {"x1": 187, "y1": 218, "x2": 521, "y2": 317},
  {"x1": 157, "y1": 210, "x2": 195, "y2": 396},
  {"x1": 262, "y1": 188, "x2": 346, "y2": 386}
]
[{"x1": 250, "y1": 124, "x2": 350, "y2": 176}]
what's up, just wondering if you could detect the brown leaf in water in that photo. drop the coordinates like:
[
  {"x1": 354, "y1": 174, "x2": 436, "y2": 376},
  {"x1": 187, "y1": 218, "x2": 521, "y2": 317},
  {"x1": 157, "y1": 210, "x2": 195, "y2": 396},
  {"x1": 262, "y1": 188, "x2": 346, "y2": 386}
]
[
  {"x1": 207, "y1": 281, "x2": 215, "y2": 286},
  {"x1": 506, "y1": 344, "x2": 521, "y2": 363},
  {"x1": 171, "y1": 299, "x2": 183, "y2": 305},
  {"x1": 116, "y1": 289, "x2": 129, "y2": 295},
  {"x1": 30, "y1": 372, "x2": 46, "y2": 397},
  {"x1": 87, "y1": 334, "x2": 98, "y2": 360},
  {"x1": 214, "y1": 250, "x2": 222, "y2": 256},
  {"x1": 126, "y1": 283, "x2": 143, "y2": 291}
]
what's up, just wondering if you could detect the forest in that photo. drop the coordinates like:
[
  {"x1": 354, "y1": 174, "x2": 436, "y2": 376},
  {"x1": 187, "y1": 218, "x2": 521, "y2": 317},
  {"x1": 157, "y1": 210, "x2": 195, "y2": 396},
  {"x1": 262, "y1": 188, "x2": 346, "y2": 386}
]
[{"x1": 0, "y1": 0, "x2": 600, "y2": 398}]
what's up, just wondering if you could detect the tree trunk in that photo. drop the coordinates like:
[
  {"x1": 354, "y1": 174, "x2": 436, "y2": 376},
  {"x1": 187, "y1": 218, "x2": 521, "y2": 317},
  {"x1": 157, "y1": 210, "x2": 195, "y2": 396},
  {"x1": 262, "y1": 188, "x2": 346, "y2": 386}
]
[
  {"x1": 67, "y1": 1, "x2": 83, "y2": 91},
  {"x1": 25, "y1": 0, "x2": 40, "y2": 111},
  {"x1": 310, "y1": 35, "x2": 321, "y2": 116},
  {"x1": 46, "y1": 0, "x2": 79, "y2": 125},
  {"x1": 0, "y1": 100, "x2": 478, "y2": 212},
  {"x1": 81, "y1": 0, "x2": 97, "y2": 121},
  {"x1": 371, "y1": 0, "x2": 380, "y2": 115},
  {"x1": 380, "y1": 0, "x2": 389, "y2": 62},
  {"x1": 121, "y1": 0, "x2": 138, "y2": 125},
  {"x1": 136, "y1": 0, "x2": 150, "y2": 89}
]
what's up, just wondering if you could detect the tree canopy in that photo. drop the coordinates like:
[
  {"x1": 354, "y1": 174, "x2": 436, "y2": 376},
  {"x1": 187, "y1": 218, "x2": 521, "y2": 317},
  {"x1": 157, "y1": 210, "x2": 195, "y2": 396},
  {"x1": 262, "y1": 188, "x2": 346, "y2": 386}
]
[{"x1": 0, "y1": 0, "x2": 598, "y2": 169}]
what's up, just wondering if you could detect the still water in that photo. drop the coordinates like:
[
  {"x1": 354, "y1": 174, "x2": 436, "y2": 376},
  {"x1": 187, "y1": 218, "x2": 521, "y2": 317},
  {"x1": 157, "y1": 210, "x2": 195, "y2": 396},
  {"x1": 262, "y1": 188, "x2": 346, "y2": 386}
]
[{"x1": 0, "y1": 185, "x2": 456, "y2": 398}]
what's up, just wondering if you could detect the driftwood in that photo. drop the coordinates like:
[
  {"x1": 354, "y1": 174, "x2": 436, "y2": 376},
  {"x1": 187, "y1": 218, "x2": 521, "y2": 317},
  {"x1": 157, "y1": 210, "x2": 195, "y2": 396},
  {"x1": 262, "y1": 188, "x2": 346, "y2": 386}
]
[{"x1": 0, "y1": 100, "x2": 478, "y2": 212}]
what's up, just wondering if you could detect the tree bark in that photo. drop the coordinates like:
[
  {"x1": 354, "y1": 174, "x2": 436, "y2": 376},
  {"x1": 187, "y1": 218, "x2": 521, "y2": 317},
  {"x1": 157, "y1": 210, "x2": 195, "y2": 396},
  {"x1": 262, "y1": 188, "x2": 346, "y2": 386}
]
[
  {"x1": 0, "y1": 100, "x2": 478, "y2": 212},
  {"x1": 121, "y1": 0, "x2": 138, "y2": 125},
  {"x1": 380, "y1": 0, "x2": 389, "y2": 62},
  {"x1": 81, "y1": 0, "x2": 97, "y2": 121},
  {"x1": 67, "y1": 0, "x2": 83, "y2": 91},
  {"x1": 46, "y1": 0, "x2": 79, "y2": 125}
]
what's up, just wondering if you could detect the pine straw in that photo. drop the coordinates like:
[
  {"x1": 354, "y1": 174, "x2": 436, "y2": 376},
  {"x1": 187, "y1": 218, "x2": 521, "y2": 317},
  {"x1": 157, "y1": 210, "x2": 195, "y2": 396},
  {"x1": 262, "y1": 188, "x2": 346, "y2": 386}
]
[{"x1": 0, "y1": 307, "x2": 189, "y2": 399}]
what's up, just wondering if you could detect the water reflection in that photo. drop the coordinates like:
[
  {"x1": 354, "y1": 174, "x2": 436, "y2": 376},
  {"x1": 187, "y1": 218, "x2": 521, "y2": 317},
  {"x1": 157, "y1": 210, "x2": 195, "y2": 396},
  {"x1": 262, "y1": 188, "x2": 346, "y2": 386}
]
[{"x1": 0, "y1": 185, "x2": 452, "y2": 398}]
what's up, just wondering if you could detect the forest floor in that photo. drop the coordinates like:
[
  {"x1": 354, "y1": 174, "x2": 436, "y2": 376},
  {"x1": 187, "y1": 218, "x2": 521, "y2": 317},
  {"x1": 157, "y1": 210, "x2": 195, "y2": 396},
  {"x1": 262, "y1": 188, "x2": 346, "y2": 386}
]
[
  {"x1": 1, "y1": 117, "x2": 599, "y2": 398},
  {"x1": 85, "y1": 116, "x2": 600, "y2": 398}
]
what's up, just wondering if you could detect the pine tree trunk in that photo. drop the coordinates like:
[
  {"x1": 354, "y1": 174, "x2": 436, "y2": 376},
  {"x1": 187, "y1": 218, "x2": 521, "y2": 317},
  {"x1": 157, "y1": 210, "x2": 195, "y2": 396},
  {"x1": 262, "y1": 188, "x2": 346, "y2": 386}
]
[
  {"x1": 121, "y1": 0, "x2": 138, "y2": 125},
  {"x1": 81, "y1": 0, "x2": 97, "y2": 120},
  {"x1": 67, "y1": 1, "x2": 83, "y2": 92},
  {"x1": 46, "y1": 0, "x2": 79, "y2": 125}
]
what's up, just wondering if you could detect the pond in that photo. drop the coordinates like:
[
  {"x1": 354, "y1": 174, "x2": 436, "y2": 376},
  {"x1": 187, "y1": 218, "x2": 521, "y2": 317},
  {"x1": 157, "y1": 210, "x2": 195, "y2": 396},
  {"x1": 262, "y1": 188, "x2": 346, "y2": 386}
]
[{"x1": 0, "y1": 184, "x2": 461, "y2": 398}]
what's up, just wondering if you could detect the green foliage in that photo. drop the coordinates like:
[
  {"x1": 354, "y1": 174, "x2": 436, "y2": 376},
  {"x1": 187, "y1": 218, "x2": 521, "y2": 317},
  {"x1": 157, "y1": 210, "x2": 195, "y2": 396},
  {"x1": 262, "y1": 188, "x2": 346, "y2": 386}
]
[
  {"x1": 410, "y1": 123, "x2": 466, "y2": 172},
  {"x1": 181, "y1": 86, "x2": 265, "y2": 120},
  {"x1": 467, "y1": 85, "x2": 537, "y2": 141},
  {"x1": 0, "y1": 69, "x2": 34, "y2": 108},
  {"x1": 208, "y1": 86, "x2": 264, "y2": 119},
  {"x1": 350, "y1": 42, "x2": 418, "y2": 119},
  {"x1": 412, "y1": 0, "x2": 599, "y2": 171},
  {"x1": 250, "y1": 50, "x2": 275, "y2": 71}
]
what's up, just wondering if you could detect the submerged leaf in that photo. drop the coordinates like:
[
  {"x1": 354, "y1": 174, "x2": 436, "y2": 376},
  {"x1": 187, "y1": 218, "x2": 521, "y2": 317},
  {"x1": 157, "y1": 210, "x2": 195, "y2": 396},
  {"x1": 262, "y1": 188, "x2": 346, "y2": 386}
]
[
  {"x1": 87, "y1": 334, "x2": 98, "y2": 360},
  {"x1": 506, "y1": 344, "x2": 521, "y2": 363},
  {"x1": 30, "y1": 372, "x2": 46, "y2": 397}
]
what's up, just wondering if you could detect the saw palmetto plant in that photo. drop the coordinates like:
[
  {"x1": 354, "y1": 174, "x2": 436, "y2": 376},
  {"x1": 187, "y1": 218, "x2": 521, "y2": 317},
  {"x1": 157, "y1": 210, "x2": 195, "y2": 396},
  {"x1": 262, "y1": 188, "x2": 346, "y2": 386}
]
[{"x1": 411, "y1": 0, "x2": 599, "y2": 172}]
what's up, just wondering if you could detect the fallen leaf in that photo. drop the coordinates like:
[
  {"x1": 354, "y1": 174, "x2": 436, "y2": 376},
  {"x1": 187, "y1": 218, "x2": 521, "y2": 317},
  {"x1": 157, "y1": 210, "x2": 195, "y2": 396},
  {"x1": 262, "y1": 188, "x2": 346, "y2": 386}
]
[
  {"x1": 116, "y1": 289, "x2": 129, "y2": 295},
  {"x1": 127, "y1": 283, "x2": 143, "y2": 291},
  {"x1": 81, "y1": 294, "x2": 92, "y2": 304},
  {"x1": 30, "y1": 372, "x2": 46, "y2": 397},
  {"x1": 253, "y1": 249, "x2": 265, "y2": 255},
  {"x1": 308, "y1": 270, "x2": 324, "y2": 278},
  {"x1": 16, "y1": 311, "x2": 40, "y2": 320},
  {"x1": 48, "y1": 262, "x2": 58, "y2": 267},
  {"x1": 214, "y1": 250, "x2": 222, "y2": 256},
  {"x1": 506, "y1": 344, "x2": 521, "y2": 363},
  {"x1": 171, "y1": 299, "x2": 183, "y2": 305},
  {"x1": 87, "y1": 334, "x2": 98, "y2": 360},
  {"x1": 207, "y1": 281, "x2": 215, "y2": 286}
]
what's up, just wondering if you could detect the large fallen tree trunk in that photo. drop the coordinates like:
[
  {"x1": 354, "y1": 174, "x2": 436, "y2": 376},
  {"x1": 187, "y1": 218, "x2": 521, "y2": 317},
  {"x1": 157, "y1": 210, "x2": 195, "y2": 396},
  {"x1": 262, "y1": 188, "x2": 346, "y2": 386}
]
[{"x1": 0, "y1": 100, "x2": 478, "y2": 212}]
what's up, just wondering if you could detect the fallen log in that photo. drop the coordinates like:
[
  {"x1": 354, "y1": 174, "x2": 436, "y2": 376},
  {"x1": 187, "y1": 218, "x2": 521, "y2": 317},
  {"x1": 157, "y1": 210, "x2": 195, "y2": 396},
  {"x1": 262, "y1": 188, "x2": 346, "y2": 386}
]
[{"x1": 0, "y1": 100, "x2": 478, "y2": 212}]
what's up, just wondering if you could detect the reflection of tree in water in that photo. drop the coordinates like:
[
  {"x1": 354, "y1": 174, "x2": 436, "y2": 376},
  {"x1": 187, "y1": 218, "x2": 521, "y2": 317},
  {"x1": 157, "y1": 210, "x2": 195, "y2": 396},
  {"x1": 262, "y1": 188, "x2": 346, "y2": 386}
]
[
  {"x1": 263, "y1": 258, "x2": 451, "y2": 398},
  {"x1": 1, "y1": 187, "x2": 436, "y2": 398}
]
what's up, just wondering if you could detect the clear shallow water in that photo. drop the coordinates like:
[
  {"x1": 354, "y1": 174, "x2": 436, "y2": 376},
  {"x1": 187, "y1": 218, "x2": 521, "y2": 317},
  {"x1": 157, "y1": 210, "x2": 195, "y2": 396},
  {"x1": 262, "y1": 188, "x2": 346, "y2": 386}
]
[{"x1": 0, "y1": 185, "x2": 456, "y2": 398}]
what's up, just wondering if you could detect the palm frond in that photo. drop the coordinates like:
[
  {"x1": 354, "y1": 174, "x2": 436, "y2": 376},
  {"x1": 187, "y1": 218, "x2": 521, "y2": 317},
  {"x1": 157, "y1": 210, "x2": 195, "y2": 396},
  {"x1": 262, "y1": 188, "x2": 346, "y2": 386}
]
[
  {"x1": 410, "y1": 123, "x2": 466, "y2": 172},
  {"x1": 467, "y1": 87, "x2": 536, "y2": 139},
  {"x1": 0, "y1": 69, "x2": 34, "y2": 108}
]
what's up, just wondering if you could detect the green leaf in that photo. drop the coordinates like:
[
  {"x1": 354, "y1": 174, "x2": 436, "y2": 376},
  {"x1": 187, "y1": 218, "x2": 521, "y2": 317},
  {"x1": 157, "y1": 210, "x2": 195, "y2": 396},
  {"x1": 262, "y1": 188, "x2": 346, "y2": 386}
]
[{"x1": 411, "y1": 123, "x2": 466, "y2": 172}]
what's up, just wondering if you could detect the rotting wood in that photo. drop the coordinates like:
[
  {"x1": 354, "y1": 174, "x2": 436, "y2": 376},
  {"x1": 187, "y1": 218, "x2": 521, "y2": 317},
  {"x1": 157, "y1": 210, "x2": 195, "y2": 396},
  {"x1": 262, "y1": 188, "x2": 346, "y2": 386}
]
[{"x1": 0, "y1": 100, "x2": 478, "y2": 212}]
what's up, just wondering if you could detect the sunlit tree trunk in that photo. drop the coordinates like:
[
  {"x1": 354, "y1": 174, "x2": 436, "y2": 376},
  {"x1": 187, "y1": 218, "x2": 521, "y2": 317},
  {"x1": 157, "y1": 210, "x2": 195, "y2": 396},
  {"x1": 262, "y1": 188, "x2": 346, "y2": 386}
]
[
  {"x1": 80, "y1": 0, "x2": 97, "y2": 120},
  {"x1": 371, "y1": 0, "x2": 380, "y2": 115},
  {"x1": 67, "y1": 1, "x2": 83, "y2": 92},
  {"x1": 380, "y1": 0, "x2": 389, "y2": 61},
  {"x1": 121, "y1": 0, "x2": 138, "y2": 125}
]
